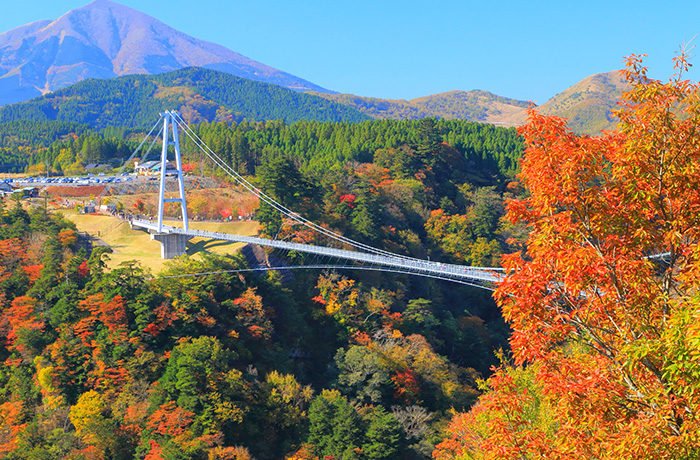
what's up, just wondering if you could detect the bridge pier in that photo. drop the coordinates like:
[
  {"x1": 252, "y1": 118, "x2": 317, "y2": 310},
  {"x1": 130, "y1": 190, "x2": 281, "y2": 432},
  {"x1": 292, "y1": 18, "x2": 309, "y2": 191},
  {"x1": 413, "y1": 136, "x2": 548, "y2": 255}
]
[{"x1": 151, "y1": 233, "x2": 190, "y2": 259}]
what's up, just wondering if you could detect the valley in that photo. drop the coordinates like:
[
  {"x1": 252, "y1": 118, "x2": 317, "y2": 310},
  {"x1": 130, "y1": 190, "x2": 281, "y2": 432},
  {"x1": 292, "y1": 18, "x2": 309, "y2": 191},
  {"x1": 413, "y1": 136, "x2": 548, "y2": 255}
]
[{"x1": 0, "y1": 1, "x2": 688, "y2": 459}]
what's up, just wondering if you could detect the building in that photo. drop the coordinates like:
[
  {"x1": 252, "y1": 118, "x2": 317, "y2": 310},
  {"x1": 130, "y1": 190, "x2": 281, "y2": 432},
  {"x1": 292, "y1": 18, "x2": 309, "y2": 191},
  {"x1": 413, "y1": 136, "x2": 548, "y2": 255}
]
[
  {"x1": 0, "y1": 182, "x2": 14, "y2": 197},
  {"x1": 134, "y1": 160, "x2": 159, "y2": 175},
  {"x1": 21, "y1": 187, "x2": 38, "y2": 197},
  {"x1": 134, "y1": 161, "x2": 178, "y2": 176},
  {"x1": 85, "y1": 163, "x2": 113, "y2": 171}
]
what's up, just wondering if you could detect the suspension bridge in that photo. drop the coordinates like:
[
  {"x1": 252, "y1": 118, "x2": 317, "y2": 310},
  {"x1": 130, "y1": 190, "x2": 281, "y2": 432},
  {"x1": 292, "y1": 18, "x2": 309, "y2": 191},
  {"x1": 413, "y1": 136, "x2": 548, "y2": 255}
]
[{"x1": 125, "y1": 111, "x2": 504, "y2": 288}]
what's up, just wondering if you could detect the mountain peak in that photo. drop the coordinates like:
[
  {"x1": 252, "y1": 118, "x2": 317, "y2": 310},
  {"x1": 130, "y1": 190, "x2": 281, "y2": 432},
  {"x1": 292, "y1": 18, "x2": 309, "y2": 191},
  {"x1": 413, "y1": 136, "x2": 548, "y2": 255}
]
[
  {"x1": 73, "y1": 0, "x2": 127, "y2": 11},
  {"x1": 86, "y1": 0, "x2": 122, "y2": 6},
  {"x1": 538, "y1": 70, "x2": 629, "y2": 134},
  {"x1": 0, "y1": 0, "x2": 331, "y2": 106}
]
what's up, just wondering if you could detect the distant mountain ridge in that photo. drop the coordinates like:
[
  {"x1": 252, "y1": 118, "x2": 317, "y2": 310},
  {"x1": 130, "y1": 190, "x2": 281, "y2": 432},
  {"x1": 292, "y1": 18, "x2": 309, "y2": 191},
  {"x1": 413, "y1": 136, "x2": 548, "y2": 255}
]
[
  {"x1": 312, "y1": 72, "x2": 630, "y2": 135},
  {"x1": 538, "y1": 71, "x2": 629, "y2": 134},
  {"x1": 308, "y1": 90, "x2": 530, "y2": 125},
  {"x1": 0, "y1": 65, "x2": 629, "y2": 135},
  {"x1": 0, "y1": 67, "x2": 368, "y2": 129},
  {"x1": 0, "y1": 0, "x2": 332, "y2": 106}
]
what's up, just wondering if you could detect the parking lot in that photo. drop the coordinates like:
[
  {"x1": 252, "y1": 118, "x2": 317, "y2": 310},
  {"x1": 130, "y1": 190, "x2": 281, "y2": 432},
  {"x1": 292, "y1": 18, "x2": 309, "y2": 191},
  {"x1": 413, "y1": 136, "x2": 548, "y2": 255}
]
[{"x1": 5, "y1": 172, "x2": 139, "y2": 187}]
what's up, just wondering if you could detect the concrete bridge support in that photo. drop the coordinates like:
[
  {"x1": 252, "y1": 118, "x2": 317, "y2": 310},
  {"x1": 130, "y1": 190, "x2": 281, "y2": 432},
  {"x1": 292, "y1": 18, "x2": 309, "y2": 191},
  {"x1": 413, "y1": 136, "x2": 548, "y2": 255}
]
[{"x1": 151, "y1": 233, "x2": 190, "y2": 259}]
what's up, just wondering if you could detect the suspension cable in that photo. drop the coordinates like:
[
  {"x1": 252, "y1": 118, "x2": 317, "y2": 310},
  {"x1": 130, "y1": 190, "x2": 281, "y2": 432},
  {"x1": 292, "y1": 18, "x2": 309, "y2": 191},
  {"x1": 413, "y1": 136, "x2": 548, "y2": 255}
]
[
  {"x1": 117, "y1": 119, "x2": 162, "y2": 174},
  {"x1": 171, "y1": 112, "x2": 492, "y2": 269},
  {"x1": 146, "y1": 264, "x2": 496, "y2": 290},
  {"x1": 172, "y1": 114, "x2": 399, "y2": 257},
  {"x1": 99, "y1": 119, "x2": 163, "y2": 200}
]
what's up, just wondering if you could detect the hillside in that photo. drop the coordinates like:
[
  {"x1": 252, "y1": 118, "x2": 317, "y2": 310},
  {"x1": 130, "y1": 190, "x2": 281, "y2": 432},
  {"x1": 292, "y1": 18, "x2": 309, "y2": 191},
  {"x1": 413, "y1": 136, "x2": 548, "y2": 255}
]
[
  {"x1": 538, "y1": 70, "x2": 629, "y2": 134},
  {"x1": 0, "y1": 67, "x2": 369, "y2": 129},
  {"x1": 309, "y1": 90, "x2": 529, "y2": 126},
  {"x1": 311, "y1": 74, "x2": 630, "y2": 135},
  {"x1": 0, "y1": 0, "x2": 332, "y2": 106},
  {"x1": 412, "y1": 90, "x2": 530, "y2": 124},
  {"x1": 0, "y1": 113, "x2": 520, "y2": 459},
  {"x1": 0, "y1": 67, "x2": 631, "y2": 135}
]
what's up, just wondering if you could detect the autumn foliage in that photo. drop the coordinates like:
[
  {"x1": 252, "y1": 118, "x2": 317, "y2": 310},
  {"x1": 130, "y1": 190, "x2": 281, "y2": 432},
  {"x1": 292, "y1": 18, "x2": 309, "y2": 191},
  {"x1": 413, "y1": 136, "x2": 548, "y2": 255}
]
[
  {"x1": 5, "y1": 296, "x2": 43, "y2": 354},
  {"x1": 0, "y1": 101, "x2": 524, "y2": 459},
  {"x1": 436, "y1": 52, "x2": 700, "y2": 458}
]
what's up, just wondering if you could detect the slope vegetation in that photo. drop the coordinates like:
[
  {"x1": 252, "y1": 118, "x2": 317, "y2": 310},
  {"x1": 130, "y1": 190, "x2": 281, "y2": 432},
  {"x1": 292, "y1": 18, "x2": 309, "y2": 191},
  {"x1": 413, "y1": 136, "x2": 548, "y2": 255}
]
[
  {"x1": 310, "y1": 90, "x2": 529, "y2": 126},
  {"x1": 538, "y1": 70, "x2": 629, "y2": 135},
  {"x1": 312, "y1": 73, "x2": 631, "y2": 136},
  {"x1": 0, "y1": 67, "x2": 369, "y2": 129}
]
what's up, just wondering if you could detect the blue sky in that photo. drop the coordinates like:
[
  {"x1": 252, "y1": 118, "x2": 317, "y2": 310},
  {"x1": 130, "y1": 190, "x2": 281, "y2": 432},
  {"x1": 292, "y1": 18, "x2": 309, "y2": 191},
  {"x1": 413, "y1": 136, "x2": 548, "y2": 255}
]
[{"x1": 2, "y1": 0, "x2": 699, "y2": 103}]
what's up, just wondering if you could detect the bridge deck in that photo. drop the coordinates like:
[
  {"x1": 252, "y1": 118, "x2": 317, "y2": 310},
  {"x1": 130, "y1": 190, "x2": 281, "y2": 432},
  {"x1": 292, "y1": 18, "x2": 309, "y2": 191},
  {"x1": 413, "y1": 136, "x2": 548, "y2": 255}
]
[{"x1": 131, "y1": 219, "x2": 502, "y2": 284}]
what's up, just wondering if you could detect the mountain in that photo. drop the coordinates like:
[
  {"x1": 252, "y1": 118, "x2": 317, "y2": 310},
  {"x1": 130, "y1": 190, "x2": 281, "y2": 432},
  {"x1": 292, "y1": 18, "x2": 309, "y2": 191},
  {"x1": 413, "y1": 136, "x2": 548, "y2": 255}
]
[
  {"x1": 0, "y1": 0, "x2": 631, "y2": 135},
  {"x1": 0, "y1": 0, "x2": 632, "y2": 135},
  {"x1": 312, "y1": 72, "x2": 630, "y2": 135},
  {"x1": 411, "y1": 91, "x2": 530, "y2": 124},
  {"x1": 0, "y1": 67, "x2": 369, "y2": 129},
  {"x1": 0, "y1": 67, "x2": 629, "y2": 134},
  {"x1": 537, "y1": 71, "x2": 629, "y2": 134},
  {"x1": 308, "y1": 90, "x2": 530, "y2": 126},
  {"x1": 0, "y1": 0, "x2": 332, "y2": 106}
]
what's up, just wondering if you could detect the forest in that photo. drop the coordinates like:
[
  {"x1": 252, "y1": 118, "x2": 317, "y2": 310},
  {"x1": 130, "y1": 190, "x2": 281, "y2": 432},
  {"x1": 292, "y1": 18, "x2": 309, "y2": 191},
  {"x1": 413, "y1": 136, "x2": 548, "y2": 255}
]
[
  {"x1": 0, "y1": 67, "x2": 370, "y2": 131},
  {"x1": 0, "y1": 116, "x2": 522, "y2": 184},
  {"x1": 3, "y1": 53, "x2": 698, "y2": 460},
  {"x1": 0, "y1": 116, "x2": 524, "y2": 459}
]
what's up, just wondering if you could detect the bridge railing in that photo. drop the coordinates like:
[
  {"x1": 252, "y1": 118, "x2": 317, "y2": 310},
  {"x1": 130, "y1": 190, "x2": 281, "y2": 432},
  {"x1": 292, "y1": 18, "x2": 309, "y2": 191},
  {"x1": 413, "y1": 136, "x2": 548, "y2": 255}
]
[{"x1": 131, "y1": 219, "x2": 503, "y2": 284}]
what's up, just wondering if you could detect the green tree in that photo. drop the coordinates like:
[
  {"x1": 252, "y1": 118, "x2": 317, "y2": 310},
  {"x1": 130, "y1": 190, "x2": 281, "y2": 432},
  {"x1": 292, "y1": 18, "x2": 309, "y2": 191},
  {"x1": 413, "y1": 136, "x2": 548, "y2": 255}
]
[
  {"x1": 363, "y1": 406, "x2": 402, "y2": 460},
  {"x1": 414, "y1": 118, "x2": 441, "y2": 161},
  {"x1": 307, "y1": 390, "x2": 363, "y2": 460},
  {"x1": 256, "y1": 156, "x2": 318, "y2": 236},
  {"x1": 333, "y1": 346, "x2": 393, "y2": 405}
]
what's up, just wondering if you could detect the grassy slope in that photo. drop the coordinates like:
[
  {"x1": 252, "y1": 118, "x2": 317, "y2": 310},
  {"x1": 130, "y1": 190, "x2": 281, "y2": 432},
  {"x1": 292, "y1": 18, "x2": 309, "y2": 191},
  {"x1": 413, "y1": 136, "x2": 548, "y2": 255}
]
[
  {"x1": 310, "y1": 72, "x2": 631, "y2": 135},
  {"x1": 64, "y1": 210, "x2": 259, "y2": 274},
  {"x1": 308, "y1": 90, "x2": 529, "y2": 125},
  {"x1": 538, "y1": 70, "x2": 629, "y2": 135}
]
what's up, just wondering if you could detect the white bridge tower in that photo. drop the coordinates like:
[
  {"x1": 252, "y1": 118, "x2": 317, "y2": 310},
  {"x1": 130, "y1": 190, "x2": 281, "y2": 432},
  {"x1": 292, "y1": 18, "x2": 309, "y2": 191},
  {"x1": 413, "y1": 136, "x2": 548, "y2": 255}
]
[{"x1": 151, "y1": 111, "x2": 190, "y2": 258}]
